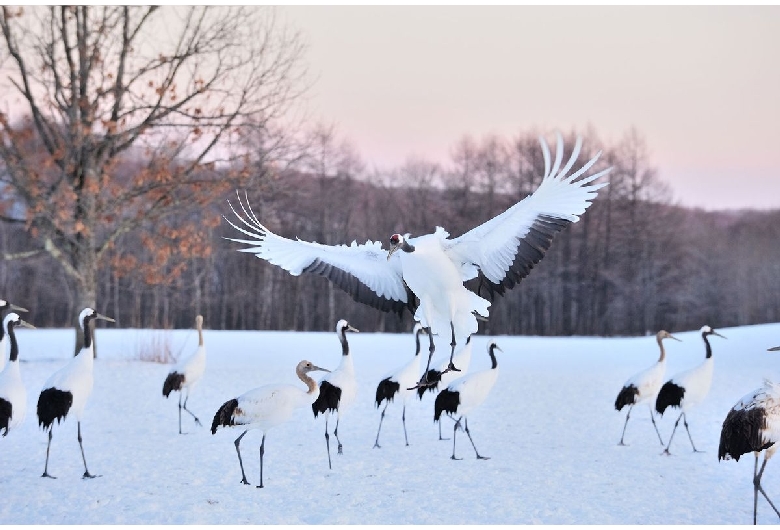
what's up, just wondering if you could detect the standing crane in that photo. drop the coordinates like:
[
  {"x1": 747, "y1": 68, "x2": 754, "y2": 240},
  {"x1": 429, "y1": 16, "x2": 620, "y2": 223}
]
[
  {"x1": 162, "y1": 315, "x2": 206, "y2": 434},
  {"x1": 36, "y1": 307, "x2": 115, "y2": 479},
  {"x1": 311, "y1": 319, "x2": 359, "y2": 469},
  {"x1": 417, "y1": 336, "x2": 474, "y2": 440},
  {"x1": 718, "y1": 345, "x2": 780, "y2": 524},
  {"x1": 373, "y1": 323, "x2": 427, "y2": 448},
  {"x1": 615, "y1": 330, "x2": 681, "y2": 446},
  {"x1": 211, "y1": 360, "x2": 330, "y2": 488},
  {"x1": 0, "y1": 312, "x2": 35, "y2": 437},
  {"x1": 656, "y1": 325, "x2": 726, "y2": 455},
  {"x1": 434, "y1": 340, "x2": 502, "y2": 460}
]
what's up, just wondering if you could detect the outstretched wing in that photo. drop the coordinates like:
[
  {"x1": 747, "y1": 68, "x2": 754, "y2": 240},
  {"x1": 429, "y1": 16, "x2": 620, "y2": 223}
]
[
  {"x1": 224, "y1": 193, "x2": 415, "y2": 316},
  {"x1": 444, "y1": 133, "x2": 610, "y2": 299}
]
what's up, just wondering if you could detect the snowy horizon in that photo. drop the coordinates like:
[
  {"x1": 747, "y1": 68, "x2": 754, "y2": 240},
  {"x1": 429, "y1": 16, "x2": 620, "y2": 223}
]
[{"x1": 1, "y1": 322, "x2": 779, "y2": 524}]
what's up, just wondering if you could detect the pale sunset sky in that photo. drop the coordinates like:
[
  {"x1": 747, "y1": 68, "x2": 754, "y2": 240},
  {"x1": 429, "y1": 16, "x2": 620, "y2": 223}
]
[{"x1": 278, "y1": 5, "x2": 780, "y2": 211}]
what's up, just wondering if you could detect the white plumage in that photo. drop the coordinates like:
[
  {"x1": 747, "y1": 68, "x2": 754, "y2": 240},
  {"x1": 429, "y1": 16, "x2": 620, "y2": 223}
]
[
  {"x1": 36, "y1": 307, "x2": 114, "y2": 478},
  {"x1": 719, "y1": 352, "x2": 780, "y2": 525},
  {"x1": 211, "y1": 359, "x2": 330, "y2": 488},
  {"x1": 614, "y1": 330, "x2": 681, "y2": 446},
  {"x1": 0, "y1": 312, "x2": 35, "y2": 436},
  {"x1": 434, "y1": 340, "x2": 501, "y2": 460},
  {"x1": 0, "y1": 299, "x2": 28, "y2": 372},
  {"x1": 311, "y1": 319, "x2": 359, "y2": 469},
  {"x1": 656, "y1": 325, "x2": 725, "y2": 455},
  {"x1": 162, "y1": 314, "x2": 206, "y2": 434},
  {"x1": 225, "y1": 133, "x2": 610, "y2": 387},
  {"x1": 373, "y1": 323, "x2": 427, "y2": 448}
]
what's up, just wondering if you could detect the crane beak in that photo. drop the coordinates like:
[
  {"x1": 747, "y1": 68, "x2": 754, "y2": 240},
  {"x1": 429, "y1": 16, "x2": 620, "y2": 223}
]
[
  {"x1": 10, "y1": 303, "x2": 28, "y2": 313},
  {"x1": 347, "y1": 324, "x2": 359, "y2": 333},
  {"x1": 769, "y1": 346, "x2": 780, "y2": 352},
  {"x1": 668, "y1": 334, "x2": 682, "y2": 342},
  {"x1": 18, "y1": 319, "x2": 36, "y2": 329},
  {"x1": 712, "y1": 331, "x2": 727, "y2": 339},
  {"x1": 386, "y1": 246, "x2": 398, "y2": 260},
  {"x1": 312, "y1": 364, "x2": 331, "y2": 373},
  {"x1": 95, "y1": 313, "x2": 116, "y2": 323}
]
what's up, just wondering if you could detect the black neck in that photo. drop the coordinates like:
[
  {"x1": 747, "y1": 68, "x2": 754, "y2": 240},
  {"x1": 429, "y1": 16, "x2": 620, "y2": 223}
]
[
  {"x1": 7, "y1": 322, "x2": 19, "y2": 362},
  {"x1": 83, "y1": 315, "x2": 95, "y2": 350},
  {"x1": 0, "y1": 307, "x2": 7, "y2": 342},
  {"x1": 401, "y1": 240, "x2": 415, "y2": 253},
  {"x1": 340, "y1": 329, "x2": 349, "y2": 356},
  {"x1": 702, "y1": 332, "x2": 712, "y2": 359},
  {"x1": 414, "y1": 330, "x2": 422, "y2": 356},
  {"x1": 489, "y1": 344, "x2": 498, "y2": 369}
]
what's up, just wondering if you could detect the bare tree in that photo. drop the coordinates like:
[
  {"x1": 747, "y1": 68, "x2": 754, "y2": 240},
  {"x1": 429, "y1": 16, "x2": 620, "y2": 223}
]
[{"x1": 0, "y1": 6, "x2": 306, "y2": 352}]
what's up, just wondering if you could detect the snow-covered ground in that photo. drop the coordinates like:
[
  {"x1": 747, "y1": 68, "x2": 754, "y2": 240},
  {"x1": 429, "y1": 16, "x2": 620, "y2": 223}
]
[{"x1": 1, "y1": 321, "x2": 779, "y2": 524}]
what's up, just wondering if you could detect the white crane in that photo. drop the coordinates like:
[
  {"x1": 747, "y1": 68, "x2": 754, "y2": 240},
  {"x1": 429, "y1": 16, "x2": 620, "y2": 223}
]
[
  {"x1": 211, "y1": 359, "x2": 330, "y2": 488},
  {"x1": 0, "y1": 299, "x2": 28, "y2": 372},
  {"x1": 717, "y1": 345, "x2": 780, "y2": 525},
  {"x1": 417, "y1": 335, "x2": 474, "y2": 440},
  {"x1": 162, "y1": 314, "x2": 206, "y2": 434},
  {"x1": 373, "y1": 323, "x2": 427, "y2": 448},
  {"x1": 0, "y1": 312, "x2": 35, "y2": 437},
  {"x1": 224, "y1": 133, "x2": 609, "y2": 388},
  {"x1": 36, "y1": 307, "x2": 115, "y2": 479},
  {"x1": 615, "y1": 330, "x2": 681, "y2": 446},
  {"x1": 311, "y1": 319, "x2": 359, "y2": 469},
  {"x1": 655, "y1": 325, "x2": 726, "y2": 455},
  {"x1": 434, "y1": 340, "x2": 501, "y2": 460}
]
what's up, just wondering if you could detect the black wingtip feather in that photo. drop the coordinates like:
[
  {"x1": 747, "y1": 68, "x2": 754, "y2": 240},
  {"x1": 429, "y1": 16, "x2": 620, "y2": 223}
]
[
  {"x1": 163, "y1": 371, "x2": 186, "y2": 397},
  {"x1": 434, "y1": 389, "x2": 460, "y2": 422},
  {"x1": 37, "y1": 388, "x2": 73, "y2": 430},
  {"x1": 211, "y1": 398, "x2": 239, "y2": 434},
  {"x1": 416, "y1": 369, "x2": 442, "y2": 399},
  {"x1": 0, "y1": 398, "x2": 11, "y2": 436},
  {"x1": 655, "y1": 382, "x2": 685, "y2": 415},
  {"x1": 615, "y1": 385, "x2": 638, "y2": 411},
  {"x1": 312, "y1": 380, "x2": 342, "y2": 417},
  {"x1": 718, "y1": 407, "x2": 774, "y2": 462},
  {"x1": 476, "y1": 214, "x2": 572, "y2": 300},
  {"x1": 376, "y1": 378, "x2": 400, "y2": 407}
]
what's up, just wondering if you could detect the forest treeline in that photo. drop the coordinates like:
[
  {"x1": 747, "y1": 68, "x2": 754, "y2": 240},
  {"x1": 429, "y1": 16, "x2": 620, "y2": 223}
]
[
  {"x1": 1, "y1": 8, "x2": 777, "y2": 338},
  {"x1": 2, "y1": 126, "x2": 779, "y2": 337}
]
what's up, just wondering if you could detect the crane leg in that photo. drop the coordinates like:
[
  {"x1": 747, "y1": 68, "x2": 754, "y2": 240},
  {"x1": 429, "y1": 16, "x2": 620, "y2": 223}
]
[
  {"x1": 234, "y1": 430, "x2": 250, "y2": 485},
  {"x1": 324, "y1": 417, "x2": 332, "y2": 470},
  {"x1": 334, "y1": 414, "x2": 343, "y2": 454},
  {"x1": 402, "y1": 404, "x2": 409, "y2": 446},
  {"x1": 464, "y1": 418, "x2": 489, "y2": 460},
  {"x1": 649, "y1": 406, "x2": 664, "y2": 445},
  {"x1": 754, "y1": 453, "x2": 780, "y2": 523},
  {"x1": 182, "y1": 394, "x2": 202, "y2": 427},
  {"x1": 373, "y1": 402, "x2": 388, "y2": 448},
  {"x1": 682, "y1": 413, "x2": 703, "y2": 452},
  {"x1": 662, "y1": 412, "x2": 683, "y2": 455},
  {"x1": 450, "y1": 416, "x2": 463, "y2": 460},
  {"x1": 439, "y1": 414, "x2": 455, "y2": 441},
  {"x1": 78, "y1": 422, "x2": 99, "y2": 479},
  {"x1": 410, "y1": 328, "x2": 437, "y2": 390},
  {"x1": 41, "y1": 428, "x2": 56, "y2": 479},
  {"x1": 442, "y1": 322, "x2": 461, "y2": 374},
  {"x1": 178, "y1": 393, "x2": 183, "y2": 434},
  {"x1": 618, "y1": 405, "x2": 633, "y2": 446},
  {"x1": 257, "y1": 434, "x2": 266, "y2": 489},
  {"x1": 439, "y1": 419, "x2": 448, "y2": 441}
]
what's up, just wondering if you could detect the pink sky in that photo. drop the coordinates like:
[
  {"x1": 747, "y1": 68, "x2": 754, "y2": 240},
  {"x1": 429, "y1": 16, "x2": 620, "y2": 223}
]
[{"x1": 280, "y1": 5, "x2": 780, "y2": 211}]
